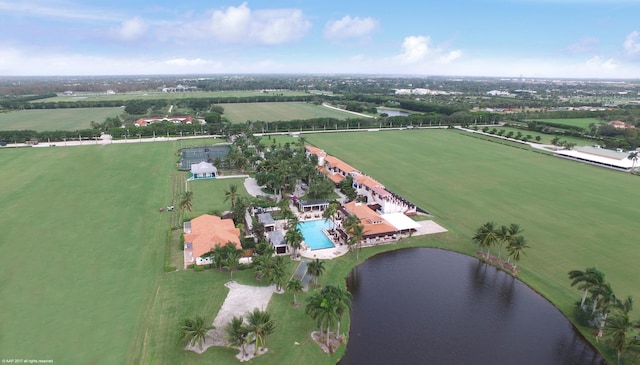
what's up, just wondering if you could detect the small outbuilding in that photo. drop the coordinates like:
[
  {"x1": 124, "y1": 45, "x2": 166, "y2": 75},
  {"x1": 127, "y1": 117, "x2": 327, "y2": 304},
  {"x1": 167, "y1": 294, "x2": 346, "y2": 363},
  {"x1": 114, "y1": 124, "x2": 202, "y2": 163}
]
[
  {"x1": 190, "y1": 161, "x2": 218, "y2": 180},
  {"x1": 267, "y1": 230, "x2": 288, "y2": 254},
  {"x1": 257, "y1": 212, "x2": 276, "y2": 232}
]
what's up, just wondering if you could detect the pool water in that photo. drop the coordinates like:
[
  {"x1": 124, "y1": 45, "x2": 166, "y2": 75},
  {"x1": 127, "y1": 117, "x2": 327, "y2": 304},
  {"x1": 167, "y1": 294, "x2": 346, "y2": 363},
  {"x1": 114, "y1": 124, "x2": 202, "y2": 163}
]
[{"x1": 297, "y1": 220, "x2": 335, "y2": 250}]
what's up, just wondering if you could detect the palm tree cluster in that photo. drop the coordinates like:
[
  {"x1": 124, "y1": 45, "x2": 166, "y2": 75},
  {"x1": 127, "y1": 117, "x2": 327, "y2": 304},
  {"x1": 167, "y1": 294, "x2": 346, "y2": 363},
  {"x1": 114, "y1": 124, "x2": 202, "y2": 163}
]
[
  {"x1": 252, "y1": 251, "x2": 287, "y2": 291},
  {"x1": 568, "y1": 267, "x2": 640, "y2": 364},
  {"x1": 204, "y1": 242, "x2": 244, "y2": 280},
  {"x1": 253, "y1": 137, "x2": 334, "y2": 200},
  {"x1": 471, "y1": 222, "x2": 529, "y2": 272},
  {"x1": 305, "y1": 285, "x2": 352, "y2": 352},
  {"x1": 285, "y1": 226, "x2": 304, "y2": 258},
  {"x1": 224, "y1": 309, "x2": 276, "y2": 357}
]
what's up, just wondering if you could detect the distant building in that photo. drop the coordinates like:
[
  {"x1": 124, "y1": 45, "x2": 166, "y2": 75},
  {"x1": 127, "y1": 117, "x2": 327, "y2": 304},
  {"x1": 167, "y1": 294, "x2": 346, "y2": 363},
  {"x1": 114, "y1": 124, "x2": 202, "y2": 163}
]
[
  {"x1": 133, "y1": 116, "x2": 193, "y2": 127},
  {"x1": 608, "y1": 120, "x2": 633, "y2": 129}
]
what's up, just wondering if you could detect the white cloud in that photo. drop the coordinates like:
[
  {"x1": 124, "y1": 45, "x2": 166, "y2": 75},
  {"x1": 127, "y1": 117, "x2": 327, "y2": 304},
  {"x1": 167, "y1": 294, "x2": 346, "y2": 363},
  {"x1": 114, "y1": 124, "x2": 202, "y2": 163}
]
[
  {"x1": 324, "y1": 16, "x2": 378, "y2": 40},
  {"x1": 623, "y1": 31, "x2": 640, "y2": 56},
  {"x1": 439, "y1": 50, "x2": 463, "y2": 64},
  {"x1": 110, "y1": 17, "x2": 148, "y2": 42},
  {"x1": 585, "y1": 56, "x2": 618, "y2": 71},
  {"x1": 566, "y1": 37, "x2": 599, "y2": 54},
  {"x1": 200, "y1": 2, "x2": 310, "y2": 45},
  {"x1": 164, "y1": 58, "x2": 209, "y2": 67},
  {"x1": 393, "y1": 35, "x2": 462, "y2": 66},
  {"x1": 395, "y1": 35, "x2": 431, "y2": 64}
]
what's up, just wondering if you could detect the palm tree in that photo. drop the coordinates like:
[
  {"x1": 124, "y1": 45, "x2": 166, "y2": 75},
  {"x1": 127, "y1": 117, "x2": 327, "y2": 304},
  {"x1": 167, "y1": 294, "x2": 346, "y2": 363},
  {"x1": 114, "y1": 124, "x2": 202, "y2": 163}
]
[
  {"x1": 323, "y1": 202, "x2": 339, "y2": 226},
  {"x1": 225, "y1": 316, "x2": 250, "y2": 357},
  {"x1": 617, "y1": 295, "x2": 634, "y2": 315},
  {"x1": 349, "y1": 222, "x2": 366, "y2": 261},
  {"x1": 269, "y1": 256, "x2": 287, "y2": 291},
  {"x1": 286, "y1": 278, "x2": 303, "y2": 307},
  {"x1": 305, "y1": 290, "x2": 338, "y2": 348},
  {"x1": 285, "y1": 227, "x2": 304, "y2": 258},
  {"x1": 568, "y1": 267, "x2": 605, "y2": 310},
  {"x1": 180, "y1": 191, "x2": 194, "y2": 212},
  {"x1": 472, "y1": 221, "x2": 499, "y2": 259},
  {"x1": 224, "y1": 184, "x2": 239, "y2": 209},
  {"x1": 176, "y1": 316, "x2": 213, "y2": 350},
  {"x1": 506, "y1": 235, "x2": 529, "y2": 270},
  {"x1": 604, "y1": 312, "x2": 640, "y2": 365},
  {"x1": 590, "y1": 281, "x2": 613, "y2": 315},
  {"x1": 322, "y1": 285, "x2": 352, "y2": 341},
  {"x1": 628, "y1": 151, "x2": 639, "y2": 171},
  {"x1": 246, "y1": 309, "x2": 276, "y2": 354},
  {"x1": 496, "y1": 223, "x2": 523, "y2": 260},
  {"x1": 307, "y1": 258, "x2": 326, "y2": 288},
  {"x1": 223, "y1": 247, "x2": 241, "y2": 281}
]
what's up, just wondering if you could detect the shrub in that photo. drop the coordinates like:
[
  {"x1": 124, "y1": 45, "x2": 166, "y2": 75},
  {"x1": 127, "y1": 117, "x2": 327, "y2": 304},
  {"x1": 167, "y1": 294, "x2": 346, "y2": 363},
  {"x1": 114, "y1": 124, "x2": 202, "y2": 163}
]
[
  {"x1": 194, "y1": 265, "x2": 205, "y2": 272},
  {"x1": 164, "y1": 265, "x2": 177, "y2": 272},
  {"x1": 203, "y1": 264, "x2": 212, "y2": 269},
  {"x1": 187, "y1": 264, "x2": 195, "y2": 269}
]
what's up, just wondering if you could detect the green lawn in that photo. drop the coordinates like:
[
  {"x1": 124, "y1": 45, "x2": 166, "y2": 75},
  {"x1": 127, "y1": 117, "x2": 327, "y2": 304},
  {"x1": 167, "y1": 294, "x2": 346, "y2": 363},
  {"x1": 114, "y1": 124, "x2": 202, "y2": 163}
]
[
  {"x1": 0, "y1": 107, "x2": 124, "y2": 131},
  {"x1": 305, "y1": 129, "x2": 640, "y2": 325},
  {"x1": 525, "y1": 118, "x2": 602, "y2": 129},
  {"x1": 0, "y1": 143, "x2": 173, "y2": 364},
  {"x1": 221, "y1": 102, "x2": 358, "y2": 123},
  {"x1": 3, "y1": 129, "x2": 637, "y2": 365}
]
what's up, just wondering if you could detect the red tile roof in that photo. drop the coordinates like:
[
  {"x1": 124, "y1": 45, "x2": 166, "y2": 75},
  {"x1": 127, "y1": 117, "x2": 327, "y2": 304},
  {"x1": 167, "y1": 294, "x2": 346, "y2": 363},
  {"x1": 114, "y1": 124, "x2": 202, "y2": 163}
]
[
  {"x1": 343, "y1": 201, "x2": 396, "y2": 237},
  {"x1": 184, "y1": 214, "x2": 241, "y2": 258},
  {"x1": 325, "y1": 155, "x2": 358, "y2": 174}
]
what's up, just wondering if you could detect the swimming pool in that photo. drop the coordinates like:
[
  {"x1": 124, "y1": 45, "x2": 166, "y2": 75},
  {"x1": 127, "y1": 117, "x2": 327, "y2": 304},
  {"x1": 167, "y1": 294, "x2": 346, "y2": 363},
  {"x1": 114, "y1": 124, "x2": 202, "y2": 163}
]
[{"x1": 297, "y1": 219, "x2": 335, "y2": 250}]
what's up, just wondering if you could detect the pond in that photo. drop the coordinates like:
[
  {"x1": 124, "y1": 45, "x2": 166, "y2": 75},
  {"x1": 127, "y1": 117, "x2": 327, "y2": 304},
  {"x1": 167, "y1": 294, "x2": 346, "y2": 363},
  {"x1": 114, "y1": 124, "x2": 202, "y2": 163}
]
[
  {"x1": 377, "y1": 108, "x2": 410, "y2": 117},
  {"x1": 339, "y1": 248, "x2": 605, "y2": 365}
]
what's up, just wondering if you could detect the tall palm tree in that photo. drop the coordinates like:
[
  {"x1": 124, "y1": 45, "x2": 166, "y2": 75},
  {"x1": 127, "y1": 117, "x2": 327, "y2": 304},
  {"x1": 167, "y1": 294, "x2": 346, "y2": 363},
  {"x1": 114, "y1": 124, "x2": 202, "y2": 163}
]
[
  {"x1": 321, "y1": 285, "x2": 352, "y2": 341},
  {"x1": 506, "y1": 235, "x2": 529, "y2": 270},
  {"x1": 307, "y1": 258, "x2": 326, "y2": 288},
  {"x1": 180, "y1": 191, "x2": 194, "y2": 212},
  {"x1": 225, "y1": 316, "x2": 250, "y2": 357},
  {"x1": 628, "y1": 151, "x2": 639, "y2": 171},
  {"x1": 246, "y1": 309, "x2": 276, "y2": 354},
  {"x1": 604, "y1": 312, "x2": 640, "y2": 365},
  {"x1": 590, "y1": 281, "x2": 613, "y2": 315},
  {"x1": 286, "y1": 278, "x2": 303, "y2": 307},
  {"x1": 176, "y1": 316, "x2": 213, "y2": 350},
  {"x1": 224, "y1": 184, "x2": 239, "y2": 209},
  {"x1": 472, "y1": 221, "x2": 499, "y2": 259},
  {"x1": 305, "y1": 290, "x2": 338, "y2": 348},
  {"x1": 285, "y1": 227, "x2": 304, "y2": 258},
  {"x1": 348, "y1": 223, "x2": 366, "y2": 261},
  {"x1": 269, "y1": 256, "x2": 287, "y2": 291},
  {"x1": 323, "y1": 202, "x2": 339, "y2": 226},
  {"x1": 496, "y1": 223, "x2": 523, "y2": 260},
  {"x1": 223, "y1": 247, "x2": 241, "y2": 281},
  {"x1": 568, "y1": 267, "x2": 606, "y2": 310}
]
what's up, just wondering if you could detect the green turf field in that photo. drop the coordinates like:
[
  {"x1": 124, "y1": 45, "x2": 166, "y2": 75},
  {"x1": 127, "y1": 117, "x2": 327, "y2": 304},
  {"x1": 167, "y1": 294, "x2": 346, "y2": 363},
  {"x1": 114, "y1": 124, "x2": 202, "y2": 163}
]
[
  {"x1": 0, "y1": 143, "x2": 173, "y2": 364},
  {"x1": 0, "y1": 107, "x2": 123, "y2": 131},
  {"x1": 220, "y1": 102, "x2": 358, "y2": 123},
  {"x1": 305, "y1": 129, "x2": 640, "y2": 322},
  {"x1": 525, "y1": 118, "x2": 602, "y2": 129}
]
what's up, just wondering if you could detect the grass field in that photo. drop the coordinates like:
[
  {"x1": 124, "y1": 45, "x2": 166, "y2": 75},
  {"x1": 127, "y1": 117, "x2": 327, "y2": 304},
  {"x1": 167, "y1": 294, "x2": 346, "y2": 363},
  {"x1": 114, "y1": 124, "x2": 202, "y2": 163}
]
[
  {"x1": 525, "y1": 118, "x2": 602, "y2": 129},
  {"x1": 0, "y1": 142, "x2": 173, "y2": 364},
  {"x1": 482, "y1": 126, "x2": 591, "y2": 146},
  {"x1": 305, "y1": 129, "x2": 640, "y2": 324},
  {"x1": 2, "y1": 129, "x2": 637, "y2": 364},
  {"x1": 0, "y1": 107, "x2": 123, "y2": 131},
  {"x1": 220, "y1": 102, "x2": 359, "y2": 123},
  {"x1": 38, "y1": 91, "x2": 308, "y2": 103}
]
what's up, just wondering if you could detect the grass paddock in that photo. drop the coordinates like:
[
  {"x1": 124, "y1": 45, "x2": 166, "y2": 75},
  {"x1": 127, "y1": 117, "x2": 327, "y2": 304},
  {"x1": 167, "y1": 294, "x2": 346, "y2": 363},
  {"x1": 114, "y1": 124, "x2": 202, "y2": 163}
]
[{"x1": 0, "y1": 107, "x2": 124, "y2": 131}]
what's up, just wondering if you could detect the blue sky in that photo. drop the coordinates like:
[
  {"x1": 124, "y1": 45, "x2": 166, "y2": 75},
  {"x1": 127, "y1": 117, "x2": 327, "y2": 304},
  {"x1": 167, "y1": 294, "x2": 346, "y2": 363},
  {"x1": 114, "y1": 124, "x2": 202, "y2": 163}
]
[{"x1": 2, "y1": 0, "x2": 640, "y2": 78}]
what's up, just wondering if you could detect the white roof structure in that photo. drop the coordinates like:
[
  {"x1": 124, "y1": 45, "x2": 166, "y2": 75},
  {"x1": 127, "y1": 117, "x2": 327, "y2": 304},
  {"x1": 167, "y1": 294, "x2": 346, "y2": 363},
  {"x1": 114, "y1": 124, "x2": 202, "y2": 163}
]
[
  {"x1": 381, "y1": 212, "x2": 421, "y2": 231},
  {"x1": 190, "y1": 161, "x2": 217, "y2": 174},
  {"x1": 554, "y1": 147, "x2": 634, "y2": 171}
]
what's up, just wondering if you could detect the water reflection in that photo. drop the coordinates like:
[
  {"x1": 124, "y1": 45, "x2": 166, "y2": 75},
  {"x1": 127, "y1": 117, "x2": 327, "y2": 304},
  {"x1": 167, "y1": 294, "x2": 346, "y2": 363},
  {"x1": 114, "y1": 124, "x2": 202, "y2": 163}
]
[{"x1": 339, "y1": 248, "x2": 605, "y2": 365}]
